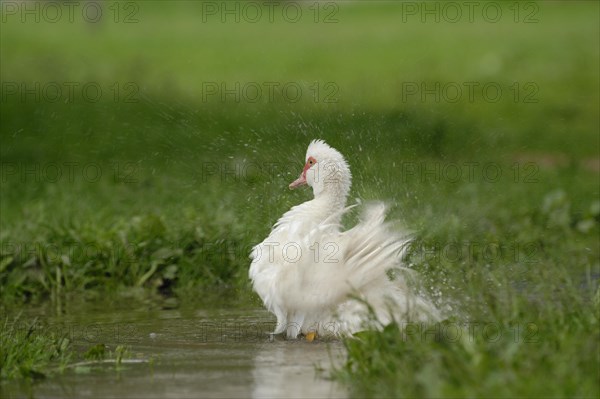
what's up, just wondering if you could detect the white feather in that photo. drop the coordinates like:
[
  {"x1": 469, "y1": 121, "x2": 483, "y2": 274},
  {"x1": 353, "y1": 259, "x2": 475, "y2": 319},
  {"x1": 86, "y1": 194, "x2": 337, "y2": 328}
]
[{"x1": 249, "y1": 140, "x2": 439, "y2": 338}]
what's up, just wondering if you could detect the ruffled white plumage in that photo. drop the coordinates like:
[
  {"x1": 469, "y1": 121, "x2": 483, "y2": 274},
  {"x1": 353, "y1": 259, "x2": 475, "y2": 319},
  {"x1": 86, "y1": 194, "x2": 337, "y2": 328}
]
[{"x1": 249, "y1": 140, "x2": 438, "y2": 339}]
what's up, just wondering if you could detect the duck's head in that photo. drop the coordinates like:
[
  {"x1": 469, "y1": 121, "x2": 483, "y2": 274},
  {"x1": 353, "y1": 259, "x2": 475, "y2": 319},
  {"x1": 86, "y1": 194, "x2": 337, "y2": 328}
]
[{"x1": 289, "y1": 139, "x2": 352, "y2": 200}]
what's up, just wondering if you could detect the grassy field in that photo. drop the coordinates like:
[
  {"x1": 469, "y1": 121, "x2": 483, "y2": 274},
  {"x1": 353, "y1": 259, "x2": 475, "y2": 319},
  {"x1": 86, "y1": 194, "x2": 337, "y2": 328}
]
[{"x1": 1, "y1": 1, "x2": 599, "y2": 396}]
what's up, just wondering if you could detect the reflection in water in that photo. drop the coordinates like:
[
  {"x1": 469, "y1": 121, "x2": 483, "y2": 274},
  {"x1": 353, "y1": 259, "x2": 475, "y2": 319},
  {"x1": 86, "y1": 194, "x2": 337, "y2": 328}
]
[
  {"x1": 252, "y1": 339, "x2": 346, "y2": 399},
  {"x1": 1, "y1": 306, "x2": 348, "y2": 399}
]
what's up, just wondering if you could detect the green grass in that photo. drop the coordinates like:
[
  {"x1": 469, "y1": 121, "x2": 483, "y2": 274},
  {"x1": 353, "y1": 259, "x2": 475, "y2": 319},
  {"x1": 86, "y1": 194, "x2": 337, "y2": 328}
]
[
  {"x1": 0, "y1": 315, "x2": 136, "y2": 381},
  {"x1": 0, "y1": 316, "x2": 71, "y2": 380},
  {"x1": 1, "y1": 1, "x2": 599, "y2": 396}
]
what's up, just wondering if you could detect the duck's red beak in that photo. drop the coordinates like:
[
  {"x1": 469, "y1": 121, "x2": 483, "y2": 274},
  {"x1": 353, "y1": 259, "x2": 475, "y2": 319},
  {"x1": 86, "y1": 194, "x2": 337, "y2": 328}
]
[{"x1": 289, "y1": 173, "x2": 307, "y2": 189}]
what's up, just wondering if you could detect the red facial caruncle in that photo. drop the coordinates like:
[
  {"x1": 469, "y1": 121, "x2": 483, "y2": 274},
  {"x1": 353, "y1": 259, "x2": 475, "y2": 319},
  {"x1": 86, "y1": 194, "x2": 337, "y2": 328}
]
[{"x1": 289, "y1": 156, "x2": 316, "y2": 189}]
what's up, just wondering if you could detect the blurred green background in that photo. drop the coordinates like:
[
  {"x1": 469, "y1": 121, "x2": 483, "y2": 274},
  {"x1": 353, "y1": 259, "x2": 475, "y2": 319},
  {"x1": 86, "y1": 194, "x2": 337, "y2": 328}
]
[
  {"x1": 0, "y1": 1, "x2": 599, "y2": 395},
  {"x1": 1, "y1": 0, "x2": 598, "y2": 300}
]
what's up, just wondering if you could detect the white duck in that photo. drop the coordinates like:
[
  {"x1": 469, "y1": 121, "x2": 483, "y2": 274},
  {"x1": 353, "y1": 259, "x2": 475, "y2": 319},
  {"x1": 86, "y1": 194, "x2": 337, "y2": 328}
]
[{"x1": 249, "y1": 140, "x2": 438, "y2": 340}]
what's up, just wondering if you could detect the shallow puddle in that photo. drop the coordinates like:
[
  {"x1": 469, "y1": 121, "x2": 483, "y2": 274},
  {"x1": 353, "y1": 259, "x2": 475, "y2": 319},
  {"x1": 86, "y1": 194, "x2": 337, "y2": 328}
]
[{"x1": 2, "y1": 304, "x2": 347, "y2": 398}]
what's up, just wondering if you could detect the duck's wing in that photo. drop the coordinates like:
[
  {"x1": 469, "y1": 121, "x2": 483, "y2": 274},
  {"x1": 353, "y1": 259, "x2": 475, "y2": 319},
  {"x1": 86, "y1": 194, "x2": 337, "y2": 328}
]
[
  {"x1": 337, "y1": 202, "x2": 441, "y2": 326},
  {"x1": 339, "y1": 202, "x2": 412, "y2": 286},
  {"x1": 278, "y1": 203, "x2": 406, "y2": 312}
]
